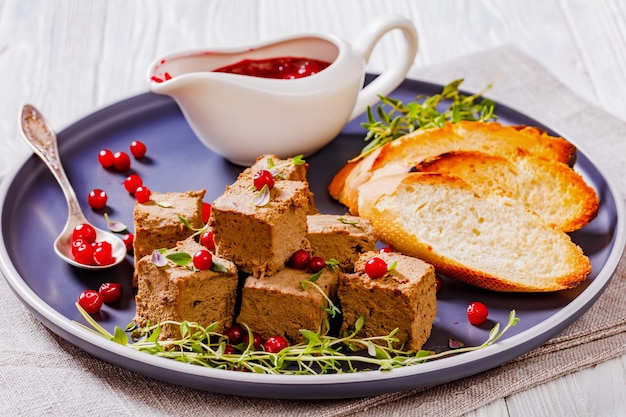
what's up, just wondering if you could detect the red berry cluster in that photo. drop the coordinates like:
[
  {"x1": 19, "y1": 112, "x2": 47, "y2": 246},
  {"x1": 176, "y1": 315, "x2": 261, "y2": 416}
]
[
  {"x1": 97, "y1": 140, "x2": 147, "y2": 172},
  {"x1": 78, "y1": 282, "x2": 123, "y2": 315},
  {"x1": 71, "y1": 223, "x2": 116, "y2": 266},
  {"x1": 95, "y1": 140, "x2": 152, "y2": 204},
  {"x1": 288, "y1": 249, "x2": 325, "y2": 272},
  {"x1": 222, "y1": 324, "x2": 289, "y2": 356},
  {"x1": 98, "y1": 149, "x2": 132, "y2": 172}
]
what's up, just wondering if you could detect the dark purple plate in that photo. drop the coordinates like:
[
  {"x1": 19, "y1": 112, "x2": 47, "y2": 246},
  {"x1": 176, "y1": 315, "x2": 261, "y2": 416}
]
[{"x1": 1, "y1": 78, "x2": 624, "y2": 399}]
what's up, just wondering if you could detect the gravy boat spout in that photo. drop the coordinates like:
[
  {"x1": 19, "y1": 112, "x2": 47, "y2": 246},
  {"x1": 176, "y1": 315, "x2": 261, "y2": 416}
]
[{"x1": 149, "y1": 15, "x2": 418, "y2": 166}]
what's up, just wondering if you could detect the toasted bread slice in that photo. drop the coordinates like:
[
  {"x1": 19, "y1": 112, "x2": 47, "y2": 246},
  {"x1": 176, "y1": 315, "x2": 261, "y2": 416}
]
[
  {"x1": 329, "y1": 121, "x2": 578, "y2": 214},
  {"x1": 413, "y1": 150, "x2": 599, "y2": 232},
  {"x1": 357, "y1": 172, "x2": 591, "y2": 292}
]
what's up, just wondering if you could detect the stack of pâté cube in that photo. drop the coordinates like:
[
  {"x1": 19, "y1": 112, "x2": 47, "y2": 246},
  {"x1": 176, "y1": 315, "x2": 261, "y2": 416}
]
[{"x1": 132, "y1": 155, "x2": 437, "y2": 351}]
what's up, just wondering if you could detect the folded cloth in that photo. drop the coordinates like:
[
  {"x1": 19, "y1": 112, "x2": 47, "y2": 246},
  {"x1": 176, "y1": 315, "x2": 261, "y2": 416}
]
[{"x1": 1, "y1": 46, "x2": 625, "y2": 417}]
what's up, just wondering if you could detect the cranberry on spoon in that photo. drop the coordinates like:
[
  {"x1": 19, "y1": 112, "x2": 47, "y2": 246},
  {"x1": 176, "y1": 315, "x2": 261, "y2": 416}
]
[{"x1": 20, "y1": 105, "x2": 126, "y2": 270}]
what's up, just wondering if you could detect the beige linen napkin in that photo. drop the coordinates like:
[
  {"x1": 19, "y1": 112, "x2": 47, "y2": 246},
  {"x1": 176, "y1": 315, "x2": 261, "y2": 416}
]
[{"x1": 1, "y1": 46, "x2": 625, "y2": 416}]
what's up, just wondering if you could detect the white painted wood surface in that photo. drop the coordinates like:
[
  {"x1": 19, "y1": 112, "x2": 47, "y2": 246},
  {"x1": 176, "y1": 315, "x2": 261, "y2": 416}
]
[{"x1": 0, "y1": 1, "x2": 624, "y2": 416}]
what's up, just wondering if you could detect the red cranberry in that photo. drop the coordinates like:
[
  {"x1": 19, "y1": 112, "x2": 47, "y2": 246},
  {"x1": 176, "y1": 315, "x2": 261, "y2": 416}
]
[
  {"x1": 289, "y1": 249, "x2": 310, "y2": 269},
  {"x1": 223, "y1": 345, "x2": 237, "y2": 355},
  {"x1": 99, "y1": 282, "x2": 123, "y2": 304},
  {"x1": 71, "y1": 238, "x2": 86, "y2": 257},
  {"x1": 242, "y1": 331, "x2": 264, "y2": 350},
  {"x1": 253, "y1": 169, "x2": 275, "y2": 191},
  {"x1": 93, "y1": 241, "x2": 115, "y2": 266},
  {"x1": 193, "y1": 249, "x2": 212, "y2": 270},
  {"x1": 308, "y1": 256, "x2": 326, "y2": 273},
  {"x1": 129, "y1": 140, "x2": 147, "y2": 158},
  {"x1": 73, "y1": 241, "x2": 95, "y2": 265},
  {"x1": 112, "y1": 151, "x2": 131, "y2": 172},
  {"x1": 379, "y1": 246, "x2": 394, "y2": 253},
  {"x1": 87, "y1": 189, "x2": 107, "y2": 210},
  {"x1": 435, "y1": 275, "x2": 443, "y2": 293},
  {"x1": 200, "y1": 230, "x2": 215, "y2": 251},
  {"x1": 123, "y1": 174, "x2": 143, "y2": 194},
  {"x1": 134, "y1": 186, "x2": 151, "y2": 203},
  {"x1": 365, "y1": 257, "x2": 388, "y2": 279},
  {"x1": 98, "y1": 149, "x2": 114, "y2": 168},
  {"x1": 122, "y1": 233, "x2": 134, "y2": 252},
  {"x1": 202, "y1": 202, "x2": 211, "y2": 224},
  {"x1": 223, "y1": 324, "x2": 244, "y2": 344},
  {"x1": 78, "y1": 289, "x2": 102, "y2": 314},
  {"x1": 467, "y1": 301, "x2": 489, "y2": 325},
  {"x1": 72, "y1": 223, "x2": 97, "y2": 244},
  {"x1": 264, "y1": 335, "x2": 289, "y2": 353}
]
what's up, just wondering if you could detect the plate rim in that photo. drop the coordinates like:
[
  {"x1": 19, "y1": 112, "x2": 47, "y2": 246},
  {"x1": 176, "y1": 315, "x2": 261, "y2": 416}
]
[{"x1": 1, "y1": 80, "x2": 625, "y2": 398}]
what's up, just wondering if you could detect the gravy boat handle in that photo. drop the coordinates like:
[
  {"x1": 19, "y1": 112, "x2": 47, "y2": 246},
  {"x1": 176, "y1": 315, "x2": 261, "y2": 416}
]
[{"x1": 349, "y1": 15, "x2": 419, "y2": 121}]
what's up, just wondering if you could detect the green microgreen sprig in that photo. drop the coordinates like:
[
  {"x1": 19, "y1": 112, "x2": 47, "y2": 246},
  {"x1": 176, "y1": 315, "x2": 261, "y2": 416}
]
[
  {"x1": 266, "y1": 154, "x2": 306, "y2": 179},
  {"x1": 355, "y1": 79, "x2": 497, "y2": 161},
  {"x1": 300, "y1": 259, "x2": 341, "y2": 318},
  {"x1": 104, "y1": 213, "x2": 127, "y2": 233},
  {"x1": 301, "y1": 280, "x2": 341, "y2": 318},
  {"x1": 75, "y1": 304, "x2": 519, "y2": 375},
  {"x1": 337, "y1": 216, "x2": 360, "y2": 226},
  {"x1": 250, "y1": 184, "x2": 271, "y2": 207},
  {"x1": 179, "y1": 215, "x2": 205, "y2": 232}
]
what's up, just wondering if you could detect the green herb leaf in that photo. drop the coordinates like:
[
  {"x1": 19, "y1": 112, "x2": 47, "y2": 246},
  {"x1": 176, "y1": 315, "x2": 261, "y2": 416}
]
[
  {"x1": 113, "y1": 326, "x2": 129, "y2": 345},
  {"x1": 166, "y1": 252, "x2": 193, "y2": 267},
  {"x1": 337, "y1": 216, "x2": 359, "y2": 225},
  {"x1": 354, "y1": 79, "x2": 497, "y2": 161},
  {"x1": 104, "y1": 213, "x2": 127, "y2": 233},
  {"x1": 210, "y1": 260, "x2": 228, "y2": 273},
  {"x1": 250, "y1": 184, "x2": 271, "y2": 207},
  {"x1": 291, "y1": 154, "x2": 306, "y2": 165},
  {"x1": 307, "y1": 270, "x2": 323, "y2": 283},
  {"x1": 179, "y1": 216, "x2": 205, "y2": 232}
]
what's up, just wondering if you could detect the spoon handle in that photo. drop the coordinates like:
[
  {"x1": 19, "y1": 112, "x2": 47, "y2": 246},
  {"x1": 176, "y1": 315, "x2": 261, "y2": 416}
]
[{"x1": 20, "y1": 105, "x2": 88, "y2": 225}]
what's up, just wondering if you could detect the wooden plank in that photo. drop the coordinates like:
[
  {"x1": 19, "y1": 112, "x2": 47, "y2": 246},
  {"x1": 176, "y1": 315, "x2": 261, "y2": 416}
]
[
  {"x1": 561, "y1": 0, "x2": 626, "y2": 119},
  {"x1": 0, "y1": 2, "x2": 624, "y2": 416}
]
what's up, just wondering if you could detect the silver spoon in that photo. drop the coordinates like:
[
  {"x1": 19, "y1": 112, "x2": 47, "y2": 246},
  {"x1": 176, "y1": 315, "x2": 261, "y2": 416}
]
[{"x1": 20, "y1": 104, "x2": 126, "y2": 269}]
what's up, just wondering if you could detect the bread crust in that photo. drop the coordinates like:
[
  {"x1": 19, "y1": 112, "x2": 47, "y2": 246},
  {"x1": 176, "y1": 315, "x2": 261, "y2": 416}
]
[
  {"x1": 413, "y1": 150, "x2": 599, "y2": 232},
  {"x1": 357, "y1": 172, "x2": 591, "y2": 292},
  {"x1": 331, "y1": 121, "x2": 578, "y2": 215}
]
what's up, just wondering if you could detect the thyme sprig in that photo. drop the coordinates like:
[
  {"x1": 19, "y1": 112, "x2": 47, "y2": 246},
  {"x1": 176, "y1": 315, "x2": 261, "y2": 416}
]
[
  {"x1": 355, "y1": 79, "x2": 497, "y2": 161},
  {"x1": 75, "y1": 304, "x2": 519, "y2": 375}
]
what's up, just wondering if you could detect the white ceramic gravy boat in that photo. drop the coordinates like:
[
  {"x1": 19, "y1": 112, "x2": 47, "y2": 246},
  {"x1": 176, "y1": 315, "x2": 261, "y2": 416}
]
[{"x1": 148, "y1": 15, "x2": 418, "y2": 166}]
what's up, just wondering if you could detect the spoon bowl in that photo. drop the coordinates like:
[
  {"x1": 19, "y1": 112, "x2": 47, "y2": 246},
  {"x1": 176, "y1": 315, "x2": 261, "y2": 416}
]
[{"x1": 20, "y1": 105, "x2": 126, "y2": 270}]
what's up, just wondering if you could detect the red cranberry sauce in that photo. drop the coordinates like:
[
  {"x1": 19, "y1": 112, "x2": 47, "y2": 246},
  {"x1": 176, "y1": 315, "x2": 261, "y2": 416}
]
[
  {"x1": 213, "y1": 57, "x2": 331, "y2": 79},
  {"x1": 151, "y1": 56, "x2": 331, "y2": 82}
]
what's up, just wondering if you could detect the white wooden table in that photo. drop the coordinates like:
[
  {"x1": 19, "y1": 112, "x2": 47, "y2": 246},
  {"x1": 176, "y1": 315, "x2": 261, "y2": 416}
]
[{"x1": 0, "y1": 1, "x2": 624, "y2": 416}]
